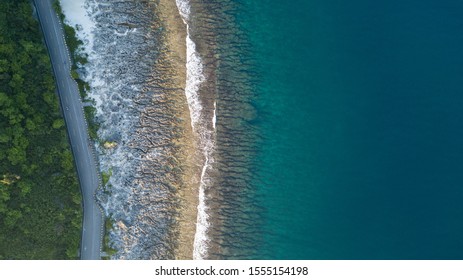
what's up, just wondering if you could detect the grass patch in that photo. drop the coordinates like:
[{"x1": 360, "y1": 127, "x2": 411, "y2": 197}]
[
  {"x1": 84, "y1": 106, "x2": 100, "y2": 141},
  {"x1": 102, "y1": 218, "x2": 117, "y2": 259},
  {"x1": 101, "y1": 169, "x2": 112, "y2": 186}
]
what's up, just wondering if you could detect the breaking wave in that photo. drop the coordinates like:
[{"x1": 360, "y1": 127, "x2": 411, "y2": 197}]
[{"x1": 176, "y1": 0, "x2": 215, "y2": 260}]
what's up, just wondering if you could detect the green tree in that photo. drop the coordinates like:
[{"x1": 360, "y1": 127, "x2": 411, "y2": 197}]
[{"x1": 52, "y1": 119, "x2": 64, "y2": 129}]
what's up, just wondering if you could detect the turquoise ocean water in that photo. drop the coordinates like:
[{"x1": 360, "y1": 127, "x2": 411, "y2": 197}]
[{"x1": 213, "y1": 0, "x2": 463, "y2": 259}]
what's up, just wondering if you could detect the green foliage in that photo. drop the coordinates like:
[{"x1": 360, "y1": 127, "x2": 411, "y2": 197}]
[
  {"x1": 0, "y1": 0, "x2": 81, "y2": 259},
  {"x1": 52, "y1": 118, "x2": 64, "y2": 129},
  {"x1": 51, "y1": 0, "x2": 64, "y2": 22},
  {"x1": 101, "y1": 169, "x2": 112, "y2": 186},
  {"x1": 84, "y1": 105, "x2": 100, "y2": 141},
  {"x1": 102, "y1": 218, "x2": 117, "y2": 259},
  {"x1": 70, "y1": 69, "x2": 79, "y2": 80}
]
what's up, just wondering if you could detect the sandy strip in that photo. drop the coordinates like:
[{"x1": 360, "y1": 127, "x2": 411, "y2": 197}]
[{"x1": 156, "y1": 0, "x2": 200, "y2": 259}]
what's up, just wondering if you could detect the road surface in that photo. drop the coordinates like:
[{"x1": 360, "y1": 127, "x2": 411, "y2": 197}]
[{"x1": 34, "y1": 0, "x2": 103, "y2": 260}]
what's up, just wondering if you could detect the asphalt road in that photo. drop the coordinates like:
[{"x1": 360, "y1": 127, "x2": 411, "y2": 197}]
[{"x1": 34, "y1": 0, "x2": 102, "y2": 260}]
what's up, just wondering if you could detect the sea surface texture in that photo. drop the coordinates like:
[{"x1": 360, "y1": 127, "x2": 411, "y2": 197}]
[{"x1": 190, "y1": 0, "x2": 463, "y2": 259}]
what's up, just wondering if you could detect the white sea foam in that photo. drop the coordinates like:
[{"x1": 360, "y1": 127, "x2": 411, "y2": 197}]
[
  {"x1": 213, "y1": 101, "x2": 217, "y2": 130},
  {"x1": 176, "y1": 0, "x2": 215, "y2": 260},
  {"x1": 185, "y1": 35, "x2": 205, "y2": 128},
  {"x1": 59, "y1": 0, "x2": 95, "y2": 54},
  {"x1": 175, "y1": 0, "x2": 191, "y2": 22},
  {"x1": 59, "y1": 0, "x2": 102, "y2": 116}
]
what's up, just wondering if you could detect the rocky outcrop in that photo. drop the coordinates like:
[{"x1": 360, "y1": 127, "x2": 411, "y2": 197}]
[{"x1": 78, "y1": 0, "x2": 193, "y2": 259}]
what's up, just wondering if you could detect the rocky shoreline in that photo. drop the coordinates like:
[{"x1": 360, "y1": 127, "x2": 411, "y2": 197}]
[{"x1": 61, "y1": 0, "x2": 198, "y2": 259}]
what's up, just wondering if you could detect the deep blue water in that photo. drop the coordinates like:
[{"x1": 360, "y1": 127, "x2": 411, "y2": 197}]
[{"x1": 237, "y1": 0, "x2": 463, "y2": 259}]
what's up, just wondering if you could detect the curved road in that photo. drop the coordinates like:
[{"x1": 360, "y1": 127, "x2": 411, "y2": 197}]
[{"x1": 34, "y1": 0, "x2": 102, "y2": 260}]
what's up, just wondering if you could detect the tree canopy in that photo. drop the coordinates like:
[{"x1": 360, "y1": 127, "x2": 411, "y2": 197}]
[{"x1": 0, "y1": 0, "x2": 81, "y2": 259}]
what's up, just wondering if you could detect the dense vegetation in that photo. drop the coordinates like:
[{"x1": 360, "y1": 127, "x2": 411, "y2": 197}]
[{"x1": 0, "y1": 0, "x2": 81, "y2": 259}]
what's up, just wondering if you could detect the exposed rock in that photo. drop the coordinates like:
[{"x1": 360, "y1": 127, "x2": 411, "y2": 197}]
[
  {"x1": 103, "y1": 141, "x2": 117, "y2": 149},
  {"x1": 76, "y1": 0, "x2": 191, "y2": 259},
  {"x1": 116, "y1": 220, "x2": 127, "y2": 231}
]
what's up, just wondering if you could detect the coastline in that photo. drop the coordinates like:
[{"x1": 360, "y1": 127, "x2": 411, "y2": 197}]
[
  {"x1": 56, "y1": 0, "x2": 260, "y2": 259},
  {"x1": 156, "y1": 0, "x2": 201, "y2": 259},
  {"x1": 59, "y1": 0, "x2": 201, "y2": 259},
  {"x1": 179, "y1": 0, "x2": 261, "y2": 259}
]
